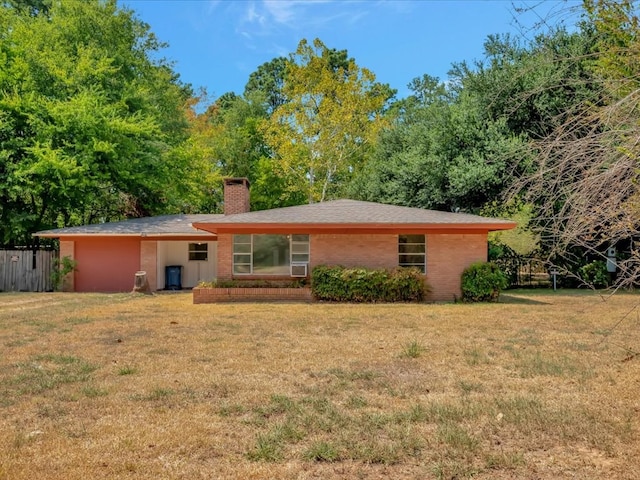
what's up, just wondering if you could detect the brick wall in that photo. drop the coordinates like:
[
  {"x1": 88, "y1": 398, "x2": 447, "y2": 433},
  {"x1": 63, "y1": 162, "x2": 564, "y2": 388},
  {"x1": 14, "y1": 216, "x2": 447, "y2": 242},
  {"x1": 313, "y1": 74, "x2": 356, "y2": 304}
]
[
  {"x1": 426, "y1": 233, "x2": 487, "y2": 302},
  {"x1": 310, "y1": 234, "x2": 398, "y2": 270},
  {"x1": 223, "y1": 178, "x2": 250, "y2": 215},
  {"x1": 59, "y1": 240, "x2": 75, "y2": 292},
  {"x1": 217, "y1": 234, "x2": 233, "y2": 280},
  {"x1": 140, "y1": 241, "x2": 158, "y2": 291},
  {"x1": 216, "y1": 231, "x2": 488, "y2": 302},
  {"x1": 193, "y1": 286, "x2": 312, "y2": 303}
]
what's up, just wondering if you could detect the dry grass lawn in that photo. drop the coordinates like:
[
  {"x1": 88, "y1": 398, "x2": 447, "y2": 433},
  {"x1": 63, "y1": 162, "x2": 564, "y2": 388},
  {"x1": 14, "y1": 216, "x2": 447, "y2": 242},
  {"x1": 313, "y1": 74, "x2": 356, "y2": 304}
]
[{"x1": 0, "y1": 290, "x2": 639, "y2": 479}]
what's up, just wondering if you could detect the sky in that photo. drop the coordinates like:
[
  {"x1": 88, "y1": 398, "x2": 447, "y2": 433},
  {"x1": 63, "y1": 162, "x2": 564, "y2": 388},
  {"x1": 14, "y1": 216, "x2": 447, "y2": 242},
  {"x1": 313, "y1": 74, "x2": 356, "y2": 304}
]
[{"x1": 122, "y1": 0, "x2": 580, "y2": 101}]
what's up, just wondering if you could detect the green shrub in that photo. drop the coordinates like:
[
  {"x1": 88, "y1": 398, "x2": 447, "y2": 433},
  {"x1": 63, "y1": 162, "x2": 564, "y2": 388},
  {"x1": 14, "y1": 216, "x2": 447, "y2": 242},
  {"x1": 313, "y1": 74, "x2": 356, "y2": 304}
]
[
  {"x1": 461, "y1": 262, "x2": 508, "y2": 302},
  {"x1": 51, "y1": 256, "x2": 77, "y2": 291},
  {"x1": 579, "y1": 260, "x2": 609, "y2": 288},
  {"x1": 311, "y1": 265, "x2": 427, "y2": 303}
]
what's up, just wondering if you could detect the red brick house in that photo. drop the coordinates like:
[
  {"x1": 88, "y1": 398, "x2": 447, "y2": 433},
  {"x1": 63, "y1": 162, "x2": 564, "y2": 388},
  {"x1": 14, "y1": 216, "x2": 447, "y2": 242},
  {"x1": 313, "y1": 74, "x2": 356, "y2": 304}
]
[{"x1": 36, "y1": 178, "x2": 515, "y2": 301}]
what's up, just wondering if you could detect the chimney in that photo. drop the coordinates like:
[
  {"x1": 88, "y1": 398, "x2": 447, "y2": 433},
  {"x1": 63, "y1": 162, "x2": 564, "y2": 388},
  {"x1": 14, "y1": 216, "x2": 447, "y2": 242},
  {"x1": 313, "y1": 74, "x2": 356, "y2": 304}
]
[{"x1": 223, "y1": 178, "x2": 250, "y2": 215}]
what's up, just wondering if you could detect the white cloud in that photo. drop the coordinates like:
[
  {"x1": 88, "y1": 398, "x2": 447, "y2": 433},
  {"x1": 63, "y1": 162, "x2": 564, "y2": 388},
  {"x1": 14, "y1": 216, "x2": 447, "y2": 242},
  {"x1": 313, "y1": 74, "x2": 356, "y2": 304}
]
[
  {"x1": 263, "y1": 0, "x2": 297, "y2": 25},
  {"x1": 263, "y1": 0, "x2": 337, "y2": 26},
  {"x1": 245, "y1": 2, "x2": 267, "y2": 26},
  {"x1": 240, "y1": 0, "x2": 365, "y2": 33},
  {"x1": 234, "y1": 0, "x2": 373, "y2": 61}
]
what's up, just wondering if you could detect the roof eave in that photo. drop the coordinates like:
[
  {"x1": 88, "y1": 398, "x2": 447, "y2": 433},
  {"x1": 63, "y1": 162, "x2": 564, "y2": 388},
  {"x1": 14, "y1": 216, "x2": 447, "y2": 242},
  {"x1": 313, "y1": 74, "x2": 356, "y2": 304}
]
[
  {"x1": 34, "y1": 232, "x2": 215, "y2": 238},
  {"x1": 192, "y1": 222, "x2": 517, "y2": 234}
]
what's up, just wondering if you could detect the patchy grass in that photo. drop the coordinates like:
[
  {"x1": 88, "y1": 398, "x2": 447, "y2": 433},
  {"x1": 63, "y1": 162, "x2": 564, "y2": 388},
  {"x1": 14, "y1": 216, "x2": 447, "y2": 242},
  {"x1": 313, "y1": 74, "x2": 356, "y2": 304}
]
[
  {"x1": 401, "y1": 338, "x2": 426, "y2": 358},
  {"x1": 0, "y1": 290, "x2": 639, "y2": 479}
]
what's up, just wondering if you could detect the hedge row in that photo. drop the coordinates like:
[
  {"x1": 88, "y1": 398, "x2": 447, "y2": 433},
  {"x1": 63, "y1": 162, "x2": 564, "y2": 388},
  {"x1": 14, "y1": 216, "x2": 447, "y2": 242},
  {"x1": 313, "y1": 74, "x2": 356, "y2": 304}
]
[{"x1": 311, "y1": 265, "x2": 427, "y2": 303}]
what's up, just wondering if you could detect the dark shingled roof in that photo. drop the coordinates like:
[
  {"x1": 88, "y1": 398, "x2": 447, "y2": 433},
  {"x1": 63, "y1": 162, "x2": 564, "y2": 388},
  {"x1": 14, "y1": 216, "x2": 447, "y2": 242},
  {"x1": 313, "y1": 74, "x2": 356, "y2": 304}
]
[
  {"x1": 36, "y1": 200, "x2": 516, "y2": 238},
  {"x1": 36, "y1": 214, "x2": 223, "y2": 237},
  {"x1": 193, "y1": 200, "x2": 515, "y2": 228}
]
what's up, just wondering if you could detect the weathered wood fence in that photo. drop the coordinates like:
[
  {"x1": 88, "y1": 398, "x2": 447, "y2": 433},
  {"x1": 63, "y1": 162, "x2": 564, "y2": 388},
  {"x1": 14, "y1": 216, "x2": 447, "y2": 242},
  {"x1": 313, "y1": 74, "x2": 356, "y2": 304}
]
[{"x1": 0, "y1": 249, "x2": 57, "y2": 292}]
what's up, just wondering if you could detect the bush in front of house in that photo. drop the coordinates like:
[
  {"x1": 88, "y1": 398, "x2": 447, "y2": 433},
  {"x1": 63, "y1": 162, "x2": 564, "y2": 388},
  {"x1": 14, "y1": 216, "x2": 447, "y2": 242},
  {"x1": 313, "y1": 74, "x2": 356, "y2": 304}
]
[
  {"x1": 579, "y1": 260, "x2": 609, "y2": 288},
  {"x1": 311, "y1": 265, "x2": 427, "y2": 302},
  {"x1": 461, "y1": 261, "x2": 508, "y2": 302}
]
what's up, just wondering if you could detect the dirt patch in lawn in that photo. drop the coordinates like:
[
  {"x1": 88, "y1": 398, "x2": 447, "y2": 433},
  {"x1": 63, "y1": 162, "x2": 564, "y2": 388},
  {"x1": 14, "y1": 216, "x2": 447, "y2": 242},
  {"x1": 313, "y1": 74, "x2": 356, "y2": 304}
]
[{"x1": 0, "y1": 291, "x2": 639, "y2": 479}]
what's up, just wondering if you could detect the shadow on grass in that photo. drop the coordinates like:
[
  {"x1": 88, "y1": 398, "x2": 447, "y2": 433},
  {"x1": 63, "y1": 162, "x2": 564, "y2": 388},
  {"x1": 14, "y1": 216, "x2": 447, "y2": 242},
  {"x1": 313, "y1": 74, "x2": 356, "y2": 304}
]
[
  {"x1": 498, "y1": 294, "x2": 550, "y2": 305},
  {"x1": 498, "y1": 287, "x2": 627, "y2": 304}
]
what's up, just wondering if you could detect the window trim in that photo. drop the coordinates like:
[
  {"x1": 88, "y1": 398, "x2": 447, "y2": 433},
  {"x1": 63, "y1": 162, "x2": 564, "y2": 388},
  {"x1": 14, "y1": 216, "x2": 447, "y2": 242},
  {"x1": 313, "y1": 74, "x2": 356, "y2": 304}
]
[
  {"x1": 188, "y1": 242, "x2": 208, "y2": 261},
  {"x1": 398, "y1": 234, "x2": 426, "y2": 273},
  {"x1": 233, "y1": 234, "x2": 310, "y2": 276}
]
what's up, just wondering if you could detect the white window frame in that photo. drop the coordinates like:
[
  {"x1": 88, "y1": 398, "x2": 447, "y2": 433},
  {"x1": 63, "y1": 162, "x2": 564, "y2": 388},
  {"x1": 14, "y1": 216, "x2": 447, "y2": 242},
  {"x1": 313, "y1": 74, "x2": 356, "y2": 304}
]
[
  {"x1": 398, "y1": 234, "x2": 426, "y2": 273},
  {"x1": 232, "y1": 235, "x2": 252, "y2": 274},
  {"x1": 233, "y1": 234, "x2": 310, "y2": 275}
]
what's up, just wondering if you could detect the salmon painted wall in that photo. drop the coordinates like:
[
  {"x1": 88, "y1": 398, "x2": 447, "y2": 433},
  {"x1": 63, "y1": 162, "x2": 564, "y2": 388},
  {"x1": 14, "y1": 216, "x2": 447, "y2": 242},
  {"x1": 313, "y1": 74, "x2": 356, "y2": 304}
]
[{"x1": 73, "y1": 238, "x2": 141, "y2": 292}]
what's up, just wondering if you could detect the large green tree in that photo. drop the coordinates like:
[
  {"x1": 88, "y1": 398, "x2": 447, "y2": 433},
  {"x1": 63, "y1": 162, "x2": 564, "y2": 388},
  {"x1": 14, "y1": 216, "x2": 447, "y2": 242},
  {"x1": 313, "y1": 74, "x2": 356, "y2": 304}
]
[
  {"x1": 244, "y1": 57, "x2": 288, "y2": 115},
  {"x1": 356, "y1": 26, "x2": 598, "y2": 215},
  {"x1": 353, "y1": 74, "x2": 525, "y2": 212},
  {"x1": 0, "y1": 0, "x2": 209, "y2": 246},
  {"x1": 189, "y1": 91, "x2": 296, "y2": 212},
  {"x1": 260, "y1": 38, "x2": 394, "y2": 204}
]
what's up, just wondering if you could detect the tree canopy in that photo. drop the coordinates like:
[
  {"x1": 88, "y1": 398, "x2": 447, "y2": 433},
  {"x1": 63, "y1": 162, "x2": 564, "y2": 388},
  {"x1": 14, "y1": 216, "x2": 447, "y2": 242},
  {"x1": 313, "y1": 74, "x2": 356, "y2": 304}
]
[
  {"x1": 0, "y1": 0, "x2": 212, "y2": 246},
  {"x1": 260, "y1": 38, "x2": 395, "y2": 204}
]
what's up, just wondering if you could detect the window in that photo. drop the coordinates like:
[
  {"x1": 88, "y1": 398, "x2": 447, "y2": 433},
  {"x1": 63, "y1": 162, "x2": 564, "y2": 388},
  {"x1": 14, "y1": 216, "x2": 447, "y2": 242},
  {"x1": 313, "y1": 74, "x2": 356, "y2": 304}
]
[
  {"x1": 398, "y1": 234, "x2": 426, "y2": 273},
  {"x1": 253, "y1": 234, "x2": 290, "y2": 275},
  {"x1": 232, "y1": 235, "x2": 252, "y2": 273},
  {"x1": 291, "y1": 234, "x2": 310, "y2": 263},
  {"x1": 189, "y1": 243, "x2": 208, "y2": 261},
  {"x1": 233, "y1": 234, "x2": 310, "y2": 275}
]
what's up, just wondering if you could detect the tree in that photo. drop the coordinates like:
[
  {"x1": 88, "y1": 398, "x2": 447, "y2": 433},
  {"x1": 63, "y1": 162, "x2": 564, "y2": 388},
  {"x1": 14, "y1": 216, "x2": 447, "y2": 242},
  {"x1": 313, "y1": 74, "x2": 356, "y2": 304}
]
[
  {"x1": 516, "y1": 0, "x2": 640, "y2": 287},
  {"x1": 260, "y1": 38, "x2": 394, "y2": 204},
  {"x1": 244, "y1": 57, "x2": 288, "y2": 115},
  {"x1": 0, "y1": 0, "x2": 207, "y2": 246},
  {"x1": 354, "y1": 74, "x2": 525, "y2": 212}
]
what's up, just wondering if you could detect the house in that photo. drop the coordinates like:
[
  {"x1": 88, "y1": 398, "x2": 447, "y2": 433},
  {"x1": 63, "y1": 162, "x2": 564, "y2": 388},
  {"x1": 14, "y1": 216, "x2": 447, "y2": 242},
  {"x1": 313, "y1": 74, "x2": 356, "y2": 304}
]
[{"x1": 36, "y1": 178, "x2": 516, "y2": 301}]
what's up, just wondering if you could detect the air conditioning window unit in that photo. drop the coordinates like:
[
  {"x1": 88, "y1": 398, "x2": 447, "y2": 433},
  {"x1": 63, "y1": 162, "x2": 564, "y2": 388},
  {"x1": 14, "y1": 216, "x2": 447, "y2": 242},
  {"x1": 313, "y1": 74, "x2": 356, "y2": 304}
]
[{"x1": 291, "y1": 263, "x2": 308, "y2": 277}]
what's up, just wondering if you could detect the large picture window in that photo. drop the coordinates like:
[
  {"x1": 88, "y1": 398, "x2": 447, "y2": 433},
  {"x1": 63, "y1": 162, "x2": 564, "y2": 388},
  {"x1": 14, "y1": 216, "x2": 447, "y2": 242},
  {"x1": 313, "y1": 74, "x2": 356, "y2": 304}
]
[
  {"x1": 233, "y1": 234, "x2": 310, "y2": 275},
  {"x1": 398, "y1": 234, "x2": 426, "y2": 273}
]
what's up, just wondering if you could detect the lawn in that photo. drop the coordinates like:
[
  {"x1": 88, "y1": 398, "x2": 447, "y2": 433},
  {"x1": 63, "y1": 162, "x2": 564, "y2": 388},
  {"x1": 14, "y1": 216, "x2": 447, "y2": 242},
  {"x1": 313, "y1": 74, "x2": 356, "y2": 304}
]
[{"x1": 0, "y1": 291, "x2": 638, "y2": 479}]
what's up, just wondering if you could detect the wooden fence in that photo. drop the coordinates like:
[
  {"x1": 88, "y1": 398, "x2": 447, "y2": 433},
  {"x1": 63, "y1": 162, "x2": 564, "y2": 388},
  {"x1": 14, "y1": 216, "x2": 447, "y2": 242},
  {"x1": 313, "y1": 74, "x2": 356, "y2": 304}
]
[{"x1": 0, "y1": 249, "x2": 57, "y2": 292}]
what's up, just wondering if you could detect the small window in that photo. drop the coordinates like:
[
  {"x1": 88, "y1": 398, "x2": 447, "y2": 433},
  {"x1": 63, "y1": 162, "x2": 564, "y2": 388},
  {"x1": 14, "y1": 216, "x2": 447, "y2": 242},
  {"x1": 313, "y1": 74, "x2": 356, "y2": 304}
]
[
  {"x1": 291, "y1": 234, "x2": 310, "y2": 264},
  {"x1": 189, "y1": 243, "x2": 208, "y2": 261},
  {"x1": 399, "y1": 234, "x2": 425, "y2": 273},
  {"x1": 233, "y1": 235, "x2": 253, "y2": 274}
]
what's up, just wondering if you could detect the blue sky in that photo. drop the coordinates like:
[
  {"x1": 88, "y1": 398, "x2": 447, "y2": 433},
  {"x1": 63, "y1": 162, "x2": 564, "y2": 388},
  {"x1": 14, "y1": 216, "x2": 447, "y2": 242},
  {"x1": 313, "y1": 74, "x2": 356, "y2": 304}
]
[{"x1": 123, "y1": 0, "x2": 580, "y2": 100}]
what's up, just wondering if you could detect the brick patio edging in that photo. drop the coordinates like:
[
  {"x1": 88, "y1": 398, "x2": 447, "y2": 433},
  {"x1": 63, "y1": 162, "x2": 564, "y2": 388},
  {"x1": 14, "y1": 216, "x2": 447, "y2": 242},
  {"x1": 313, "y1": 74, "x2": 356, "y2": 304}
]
[{"x1": 193, "y1": 287, "x2": 313, "y2": 304}]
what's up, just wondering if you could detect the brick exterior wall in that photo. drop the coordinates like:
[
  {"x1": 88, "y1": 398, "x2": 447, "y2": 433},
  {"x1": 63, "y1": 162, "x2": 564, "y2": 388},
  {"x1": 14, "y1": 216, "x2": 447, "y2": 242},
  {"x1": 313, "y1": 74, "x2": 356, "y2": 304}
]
[
  {"x1": 193, "y1": 287, "x2": 312, "y2": 303},
  {"x1": 215, "y1": 232, "x2": 488, "y2": 302},
  {"x1": 216, "y1": 234, "x2": 233, "y2": 280},
  {"x1": 426, "y1": 233, "x2": 487, "y2": 302},
  {"x1": 140, "y1": 241, "x2": 158, "y2": 291},
  {"x1": 223, "y1": 178, "x2": 250, "y2": 215},
  {"x1": 59, "y1": 240, "x2": 75, "y2": 292},
  {"x1": 310, "y1": 234, "x2": 398, "y2": 270}
]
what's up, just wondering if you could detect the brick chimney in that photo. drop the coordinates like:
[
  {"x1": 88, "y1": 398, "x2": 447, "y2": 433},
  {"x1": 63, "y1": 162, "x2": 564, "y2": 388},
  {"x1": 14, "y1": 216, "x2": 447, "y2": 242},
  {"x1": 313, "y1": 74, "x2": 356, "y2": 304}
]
[{"x1": 223, "y1": 178, "x2": 250, "y2": 215}]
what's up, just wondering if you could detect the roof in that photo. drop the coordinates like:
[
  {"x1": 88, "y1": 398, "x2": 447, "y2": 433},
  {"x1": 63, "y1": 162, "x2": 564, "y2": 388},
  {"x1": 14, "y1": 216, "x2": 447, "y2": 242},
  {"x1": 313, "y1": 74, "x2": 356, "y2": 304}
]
[
  {"x1": 36, "y1": 214, "x2": 223, "y2": 238},
  {"x1": 35, "y1": 200, "x2": 517, "y2": 238},
  {"x1": 192, "y1": 199, "x2": 517, "y2": 233}
]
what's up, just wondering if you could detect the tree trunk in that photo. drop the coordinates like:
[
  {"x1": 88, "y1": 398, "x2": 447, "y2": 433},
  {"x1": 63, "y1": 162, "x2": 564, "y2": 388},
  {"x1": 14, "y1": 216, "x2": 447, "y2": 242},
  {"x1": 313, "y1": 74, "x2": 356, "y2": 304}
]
[{"x1": 132, "y1": 271, "x2": 151, "y2": 294}]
